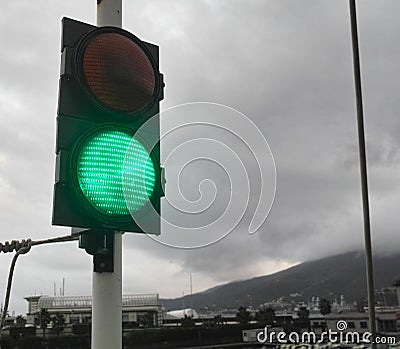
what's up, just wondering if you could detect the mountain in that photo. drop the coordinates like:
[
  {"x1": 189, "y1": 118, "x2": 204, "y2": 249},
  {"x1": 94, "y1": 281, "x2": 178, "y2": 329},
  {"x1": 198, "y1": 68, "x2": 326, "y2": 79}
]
[{"x1": 160, "y1": 251, "x2": 400, "y2": 310}]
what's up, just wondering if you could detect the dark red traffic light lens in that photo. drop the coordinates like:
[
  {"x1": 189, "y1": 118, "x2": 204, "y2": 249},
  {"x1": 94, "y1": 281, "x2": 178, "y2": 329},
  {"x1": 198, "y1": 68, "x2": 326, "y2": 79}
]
[{"x1": 82, "y1": 32, "x2": 156, "y2": 113}]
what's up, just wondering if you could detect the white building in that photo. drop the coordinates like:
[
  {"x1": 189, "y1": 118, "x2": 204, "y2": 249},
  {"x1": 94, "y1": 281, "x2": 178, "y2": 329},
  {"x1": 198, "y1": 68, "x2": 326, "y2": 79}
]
[{"x1": 25, "y1": 294, "x2": 163, "y2": 335}]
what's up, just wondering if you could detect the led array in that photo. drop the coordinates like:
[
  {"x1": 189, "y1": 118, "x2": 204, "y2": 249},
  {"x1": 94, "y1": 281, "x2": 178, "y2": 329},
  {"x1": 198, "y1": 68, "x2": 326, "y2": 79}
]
[
  {"x1": 83, "y1": 33, "x2": 155, "y2": 112},
  {"x1": 77, "y1": 129, "x2": 156, "y2": 216}
]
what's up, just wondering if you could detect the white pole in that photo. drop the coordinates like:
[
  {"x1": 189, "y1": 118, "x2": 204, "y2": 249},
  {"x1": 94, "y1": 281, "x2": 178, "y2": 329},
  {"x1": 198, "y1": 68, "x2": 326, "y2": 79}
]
[
  {"x1": 92, "y1": 233, "x2": 122, "y2": 349},
  {"x1": 93, "y1": 2, "x2": 123, "y2": 349},
  {"x1": 97, "y1": 0, "x2": 122, "y2": 27}
]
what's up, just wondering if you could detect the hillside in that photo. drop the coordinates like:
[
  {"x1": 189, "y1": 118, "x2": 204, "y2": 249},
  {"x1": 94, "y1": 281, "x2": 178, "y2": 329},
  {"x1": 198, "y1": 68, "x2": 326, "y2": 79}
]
[{"x1": 161, "y1": 251, "x2": 400, "y2": 310}]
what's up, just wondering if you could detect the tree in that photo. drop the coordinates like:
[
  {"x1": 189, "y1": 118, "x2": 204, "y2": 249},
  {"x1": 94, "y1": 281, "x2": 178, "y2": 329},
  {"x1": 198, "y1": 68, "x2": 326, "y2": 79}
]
[
  {"x1": 138, "y1": 312, "x2": 155, "y2": 328},
  {"x1": 256, "y1": 307, "x2": 275, "y2": 325},
  {"x1": 39, "y1": 309, "x2": 51, "y2": 338},
  {"x1": 51, "y1": 313, "x2": 65, "y2": 336},
  {"x1": 181, "y1": 315, "x2": 195, "y2": 328},
  {"x1": 214, "y1": 314, "x2": 224, "y2": 326},
  {"x1": 15, "y1": 315, "x2": 26, "y2": 326},
  {"x1": 319, "y1": 298, "x2": 331, "y2": 315},
  {"x1": 297, "y1": 306, "x2": 309, "y2": 320},
  {"x1": 236, "y1": 306, "x2": 251, "y2": 325}
]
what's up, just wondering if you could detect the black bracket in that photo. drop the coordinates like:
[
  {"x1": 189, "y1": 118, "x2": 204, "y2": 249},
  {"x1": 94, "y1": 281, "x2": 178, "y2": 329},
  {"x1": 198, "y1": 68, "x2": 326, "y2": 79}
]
[{"x1": 78, "y1": 229, "x2": 115, "y2": 273}]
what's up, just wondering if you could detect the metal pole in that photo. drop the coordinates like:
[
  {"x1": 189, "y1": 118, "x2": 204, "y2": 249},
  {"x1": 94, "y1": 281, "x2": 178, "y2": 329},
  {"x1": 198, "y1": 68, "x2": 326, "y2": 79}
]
[
  {"x1": 348, "y1": 1, "x2": 377, "y2": 346},
  {"x1": 97, "y1": 0, "x2": 122, "y2": 27},
  {"x1": 92, "y1": 233, "x2": 122, "y2": 349},
  {"x1": 92, "y1": 2, "x2": 123, "y2": 349}
]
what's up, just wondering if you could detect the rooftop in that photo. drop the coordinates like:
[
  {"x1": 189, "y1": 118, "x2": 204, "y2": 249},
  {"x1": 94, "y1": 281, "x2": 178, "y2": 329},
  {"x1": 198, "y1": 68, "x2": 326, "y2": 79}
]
[{"x1": 34, "y1": 294, "x2": 160, "y2": 310}]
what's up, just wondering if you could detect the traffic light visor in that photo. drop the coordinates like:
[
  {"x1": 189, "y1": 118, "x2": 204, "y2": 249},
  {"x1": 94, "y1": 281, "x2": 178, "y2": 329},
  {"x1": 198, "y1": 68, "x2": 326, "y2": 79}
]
[
  {"x1": 76, "y1": 128, "x2": 156, "y2": 217},
  {"x1": 81, "y1": 31, "x2": 156, "y2": 113}
]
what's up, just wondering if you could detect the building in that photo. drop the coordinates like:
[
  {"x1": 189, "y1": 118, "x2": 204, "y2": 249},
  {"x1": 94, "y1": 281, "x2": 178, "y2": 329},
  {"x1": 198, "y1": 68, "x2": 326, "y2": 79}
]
[
  {"x1": 25, "y1": 294, "x2": 163, "y2": 335},
  {"x1": 325, "y1": 312, "x2": 370, "y2": 334},
  {"x1": 326, "y1": 308, "x2": 400, "y2": 341}
]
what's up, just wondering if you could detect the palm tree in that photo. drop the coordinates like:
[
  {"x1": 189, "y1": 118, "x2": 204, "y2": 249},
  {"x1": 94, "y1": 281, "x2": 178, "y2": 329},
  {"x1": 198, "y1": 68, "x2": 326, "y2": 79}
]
[
  {"x1": 297, "y1": 306, "x2": 309, "y2": 319},
  {"x1": 51, "y1": 313, "x2": 65, "y2": 336},
  {"x1": 181, "y1": 315, "x2": 195, "y2": 327},
  {"x1": 319, "y1": 298, "x2": 331, "y2": 315},
  {"x1": 236, "y1": 306, "x2": 251, "y2": 325},
  {"x1": 15, "y1": 315, "x2": 26, "y2": 326},
  {"x1": 138, "y1": 312, "x2": 154, "y2": 328},
  {"x1": 256, "y1": 307, "x2": 275, "y2": 325},
  {"x1": 214, "y1": 314, "x2": 224, "y2": 326},
  {"x1": 39, "y1": 309, "x2": 51, "y2": 338}
]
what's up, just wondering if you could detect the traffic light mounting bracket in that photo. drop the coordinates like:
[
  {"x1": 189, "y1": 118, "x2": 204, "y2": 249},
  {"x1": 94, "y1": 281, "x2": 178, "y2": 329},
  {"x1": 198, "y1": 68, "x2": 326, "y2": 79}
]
[{"x1": 79, "y1": 229, "x2": 115, "y2": 272}]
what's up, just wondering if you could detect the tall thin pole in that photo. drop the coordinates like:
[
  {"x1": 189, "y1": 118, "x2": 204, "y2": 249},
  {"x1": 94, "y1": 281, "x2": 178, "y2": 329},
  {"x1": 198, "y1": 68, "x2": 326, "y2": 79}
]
[
  {"x1": 92, "y1": 2, "x2": 123, "y2": 349},
  {"x1": 348, "y1": 1, "x2": 376, "y2": 346},
  {"x1": 190, "y1": 272, "x2": 193, "y2": 310}
]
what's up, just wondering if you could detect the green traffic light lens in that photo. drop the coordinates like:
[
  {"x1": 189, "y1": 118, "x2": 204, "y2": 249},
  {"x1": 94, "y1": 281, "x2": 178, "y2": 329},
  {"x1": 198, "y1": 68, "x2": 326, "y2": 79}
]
[{"x1": 76, "y1": 129, "x2": 156, "y2": 216}]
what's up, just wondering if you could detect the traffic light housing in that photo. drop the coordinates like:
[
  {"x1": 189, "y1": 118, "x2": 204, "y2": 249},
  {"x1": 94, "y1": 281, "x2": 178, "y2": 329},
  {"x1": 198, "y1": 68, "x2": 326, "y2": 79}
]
[{"x1": 52, "y1": 17, "x2": 164, "y2": 235}]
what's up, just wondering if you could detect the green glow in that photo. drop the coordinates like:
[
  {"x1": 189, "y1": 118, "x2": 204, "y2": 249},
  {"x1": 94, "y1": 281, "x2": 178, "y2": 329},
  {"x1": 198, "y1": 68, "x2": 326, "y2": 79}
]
[{"x1": 77, "y1": 129, "x2": 155, "y2": 216}]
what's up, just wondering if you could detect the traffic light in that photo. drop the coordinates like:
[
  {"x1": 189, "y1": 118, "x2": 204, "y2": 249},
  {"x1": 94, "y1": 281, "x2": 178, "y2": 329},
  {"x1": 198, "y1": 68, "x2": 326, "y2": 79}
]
[{"x1": 52, "y1": 17, "x2": 164, "y2": 235}]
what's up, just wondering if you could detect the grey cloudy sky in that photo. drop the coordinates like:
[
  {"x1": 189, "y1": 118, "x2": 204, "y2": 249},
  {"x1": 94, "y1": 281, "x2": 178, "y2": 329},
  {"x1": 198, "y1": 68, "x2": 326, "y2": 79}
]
[{"x1": 0, "y1": 0, "x2": 399, "y2": 315}]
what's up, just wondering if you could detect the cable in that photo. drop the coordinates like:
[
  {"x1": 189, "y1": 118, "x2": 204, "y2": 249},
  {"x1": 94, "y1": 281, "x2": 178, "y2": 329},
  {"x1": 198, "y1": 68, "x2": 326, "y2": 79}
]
[
  {"x1": 0, "y1": 234, "x2": 79, "y2": 340},
  {"x1": 0, "y1": 240, "x2": 31, "y2": 254},
  {"x1": 0, "y1": 243, "x2": 31, "y2": 340}
]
